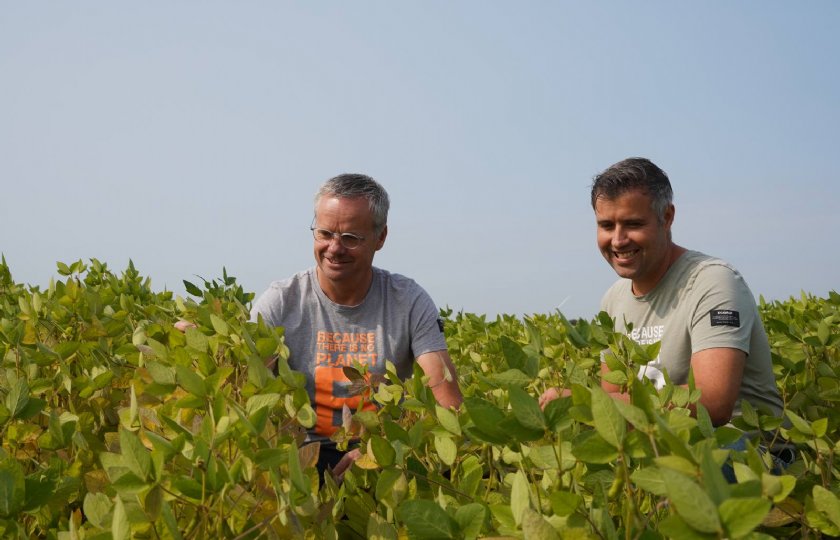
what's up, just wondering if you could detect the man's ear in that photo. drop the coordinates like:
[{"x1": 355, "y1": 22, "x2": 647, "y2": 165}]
[{"x1": 375, "y1": 225, "x2": 388, "y2": 251}]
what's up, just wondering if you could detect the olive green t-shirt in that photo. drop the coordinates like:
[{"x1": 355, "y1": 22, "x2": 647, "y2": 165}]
[{"x1": 601, "y1": 250, "x2": 782, "y2": 417}]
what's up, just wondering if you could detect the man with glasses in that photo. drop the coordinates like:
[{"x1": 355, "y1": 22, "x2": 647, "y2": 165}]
[{"x1": 250, "y1": 173, "x2": 463, "y2": 479}]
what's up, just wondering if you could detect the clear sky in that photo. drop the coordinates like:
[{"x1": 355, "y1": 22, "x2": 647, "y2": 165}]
[{"x1": 2, "y1": 2, "x2": 838, "y2": 319}]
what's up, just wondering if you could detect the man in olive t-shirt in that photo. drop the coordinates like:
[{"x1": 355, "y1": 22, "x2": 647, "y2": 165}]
[{"x1": 540, "y1": 158, "x2": 782, "y2": 426}]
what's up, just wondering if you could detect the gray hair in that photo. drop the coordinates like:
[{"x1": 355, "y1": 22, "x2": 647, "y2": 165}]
[
  {"x1": 315, "y1": 173, "x2": 390, "y2": 231},
  {"x1": 590, "y1": 157, "x2": 673, "y2": 222}
]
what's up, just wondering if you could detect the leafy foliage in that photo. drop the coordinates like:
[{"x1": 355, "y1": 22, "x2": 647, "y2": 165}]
[{"x1": 0, "y1": 257, "x2": 838, "y2": 539}]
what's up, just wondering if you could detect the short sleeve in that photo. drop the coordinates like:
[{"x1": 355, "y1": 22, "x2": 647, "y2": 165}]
[{"x1": 688, "y1": 264, "x2": 757, "y2": 355}]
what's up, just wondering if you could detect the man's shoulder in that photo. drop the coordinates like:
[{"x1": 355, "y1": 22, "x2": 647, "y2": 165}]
[
  {"x1": 682, "y1": 251, "x2": 745, "y2": 288},
  {"x1": 373, "y1": 267, "x2": 425, "y2": 292},
  {"x1": 253, "y1": 268, "x2": 315, "y2": 306}
]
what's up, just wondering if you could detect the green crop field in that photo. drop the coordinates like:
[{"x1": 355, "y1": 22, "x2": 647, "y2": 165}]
[{"x1": 0, "y1": 258, "x2": 838, "y2": 539}]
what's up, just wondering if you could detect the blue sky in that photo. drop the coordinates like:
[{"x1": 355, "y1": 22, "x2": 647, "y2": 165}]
[{"x1": 2, "y1": 2, "x2": 838, "y2": 319}]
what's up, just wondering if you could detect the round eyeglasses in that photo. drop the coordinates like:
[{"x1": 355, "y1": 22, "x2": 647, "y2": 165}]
[{"x1": 310, "y1": 226, "x2": 366, "y2": 250}]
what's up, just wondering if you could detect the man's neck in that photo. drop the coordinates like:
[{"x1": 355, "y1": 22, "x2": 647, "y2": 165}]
[
  {"x1": 316, "y1": 268, "x2": 374, "y2": 306},
  {"x1": 632, "y1": 244, "x2": 687, "y2": 296}
]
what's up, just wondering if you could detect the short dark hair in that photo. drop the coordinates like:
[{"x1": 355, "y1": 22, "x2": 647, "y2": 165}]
[
  {"x1": 315, "y1": 173, "x2": 390, "y2": 232},
  {"x1": 591, "y1": 158, "x2": 673, "y2": 222}
]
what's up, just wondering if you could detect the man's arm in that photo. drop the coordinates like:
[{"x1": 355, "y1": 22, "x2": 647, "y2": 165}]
[
  {"x1": 598, "y1": 347, "x2": 745, "y2": 425},
  {"x1": 416, "y1": 350, "x2": 463, "y2": 409}
]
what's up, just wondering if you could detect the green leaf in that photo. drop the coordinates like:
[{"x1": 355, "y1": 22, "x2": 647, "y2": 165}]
[
  {"x1": 500, "y1": 336, "x2": 528, "y2": 372},
  {"x1": 118, "y1": 430, "x2": 152, "y2": 484},
  {"x1": 813, "y1": 485, "x2": 840, "y2": 528},
  {"x1": 718, "y1": 498, "x2": 771, "y2": 538},
  {"x1": 367, "y1": 513, "x2": 398, "y2": 540},
  {"x1": 397, "y1": 499, "x2": 458, "y2": 540},
  {"x1": 0, "y1": 459, "x2": 25, "y2": 517},
  {"x1": 590, "y1": 386, "x2": 625, "y2": 449},
  {"x1": 522, "y1": 508, "x2": 560, "y2": 540},
  {"x1": 630, "y1": 467, "x2": 667, "y2": 496},
  {"x1": 660, "y1": 467, "x2": 721, "y2": 534},
  {"x1": 185, "y1": 327, "x2": 208, "y2": 351},
  {"x1": 817, "y1": 319, "x2": 830, "y2": 346},
  {"x1": 509, "y1": 385, "x2": 546, "y2": 431},
  {"x1": 435, "y1": 405, "x2": 461, "y2": 436},
  {"x1": 486, "y1": 368, "x2": 532, "y2": 388},
  {"x1": 4, "y1": 378, "x2": 29, "y2": 419},
  {"x1": 510, "y1": 470, "x2": 530, "y2": 526},
  {"x1": 176, "y1": 365, "x2": 207, "y2": 398},
  {"x1": 785, "y1": 410, "x2": 814, "y2": 436},
  {"x1": 454, "y1": 503, "x2": 487, "y2": 540},
  {"x1": 183, "y1": 280, "x2": 203, "y2": 296},
  {"x1": 613, "y1": 399, "x2": 649, "y2": 431},
  {"x1": 464, "y1": 397, "x2": 507, "y2": 440},
  {"x1": 434, "y1": 435, "x2": 457, "y2": 467},
  {"x1": 210, "y1": 314, "x2": 229, "y2": 336},
  {"x1": 549, "y1": 491, "x2": 582, "y2": 516},
  {"x1": 571, "y1": 431, "x2": 619, "y2": 464},
  {"x1": 371, "y1": 436, "x2": 396, "y2": 468},
  {"x1": 112, "y1": 496, "x2": 130, "y2": 540},
  {"x1": 375, "y1": 469, "x2": 408, "y2": 510},
  {"x1": 288, "y1": 443, "x2": 309, "y2": 496},
  {"x1": 83, "y1": 492, "x2": 113, "y2": 529}
]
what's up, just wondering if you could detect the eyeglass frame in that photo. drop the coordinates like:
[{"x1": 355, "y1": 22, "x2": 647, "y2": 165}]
[{"x1": 309, "y1": 219, "x2": 367, "y2": 250}]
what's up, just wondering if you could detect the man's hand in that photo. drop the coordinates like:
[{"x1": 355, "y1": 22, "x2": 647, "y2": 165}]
[
  {"x1": 539, "y1": 387, "x2": 571, "y2": 409},
  {"x1": 330, "y1": 448, "x2": 361, "y2": 483}
]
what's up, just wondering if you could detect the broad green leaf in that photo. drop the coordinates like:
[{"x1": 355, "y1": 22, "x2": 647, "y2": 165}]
[
  {"x1": 719, "y1": 498, "x2": 771, "y2": 538},
  {"x1": 785, "y1": 410, "x2": 814, "y2": 436},
  {"x1": 0, "y1": 459, "x2": 25, "y2": 517},
  {"x1": 454, "y1": 503, "x2": 487, "y2": 540},
  {"x1": 120, "y1": 429, "x2": 151, "y2": 482},
  {"x1": 368, "y1": 513, "x2": 398, "y2": 540},
  {"x1": 613, "y1": 399, "x2": 649, "y2": 431},
  {"x1": 434, "y1": 435, "x2": 457, "y2": 467},
  {"x1": 185, "y1": 327, "x2": 208, "y2": 351},
  {"x1": 176, "y1": 365, "x2": 207, "y2": 398},
  {"x1": 435, "y1": 405, "x2": 461, "y2": 436},
  {"x1": 83, "y1": 492, "x2": 113, "y2": 529},
  {"x1": 813, "y1": 485, "x2": 840, "y2": 528},
  {"x1": 112, "y1": 497, "x2": 130, "y2": 540},
  {"x1": 510, "y1": 470, "x2": 530, "y2": 526},
  {"x1": 375, "y1": 469, "x2": 407, "y2": 510},
  {"x1": 501, "y1": 336, "x2": 528, "y2": 371},
  {"x1": 570, "y1": 431, "x2": 619, "y2": 464},
  {"x1": 509, "y1": 385, "x2": 546, "y2": 431},
  {"x1": 817, "y1": 319, "x2": 830, "y2": 346},
  {"x1": 210, "y1": 314, "x2": 229, "y2": 336},
  {"x1": 486, "y1": 368, "x2": 532, "y2": 388},
  {"x1": 397, "y1": 499, "x2": 458, "y2": 540},
  {"x1": 246, "y1": 393, "x2": 280, "y2": 415},
  {"x1": 371, "y1": 436, "x2": 396, "y2": 468},
  {"x1": 590, "y1": 386, "x2": 625, "y2": 449},
  {"x1": 630, "y1": 467, "x2": 667, "y2": 496},
  {"x1": 288, "y1": 442, "x2": 309, "y2": 496},
  {"x1": 660, "y1": 467, "x2": 721, "y2": 534},
  {"x1": 658, "y1": 514, "x2": 716, "y2": 540},
  {"x1": 762, "y1": 473, "x2": 796, "y2": 503},
  {"x1": 464, "y1": 397, "x2": 507, "y2": 440},
  {"x1": 550, "y1": 491, "x2": 582, "y2": 516},
  {"x1": 5, "y1": 378, "x2": 29, "y2": 419},
  {"x1": 521, "y1": 508, "x2": 560, "y2": 540}
]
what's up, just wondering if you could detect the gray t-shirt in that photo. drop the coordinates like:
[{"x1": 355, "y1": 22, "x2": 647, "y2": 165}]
[
  {"x1": 250, "y1": 266, "x2": 447, "y2": 438},
  {"x1": 601, "y1": 250, "x2": 782, "y2": 417}
]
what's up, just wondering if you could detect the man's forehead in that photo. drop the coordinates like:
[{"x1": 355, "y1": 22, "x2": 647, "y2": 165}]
[{"x1": 315, "y1": 196, "x2": 374, "y2": 223}]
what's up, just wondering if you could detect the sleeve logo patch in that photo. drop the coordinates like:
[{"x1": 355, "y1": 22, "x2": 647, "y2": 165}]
[
  {"x1": 710, "y1": 310, "x2": 740, "y2": 328},
  {"x1": 437, "y1": 318, "x2": 445, "y2": 333}
]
